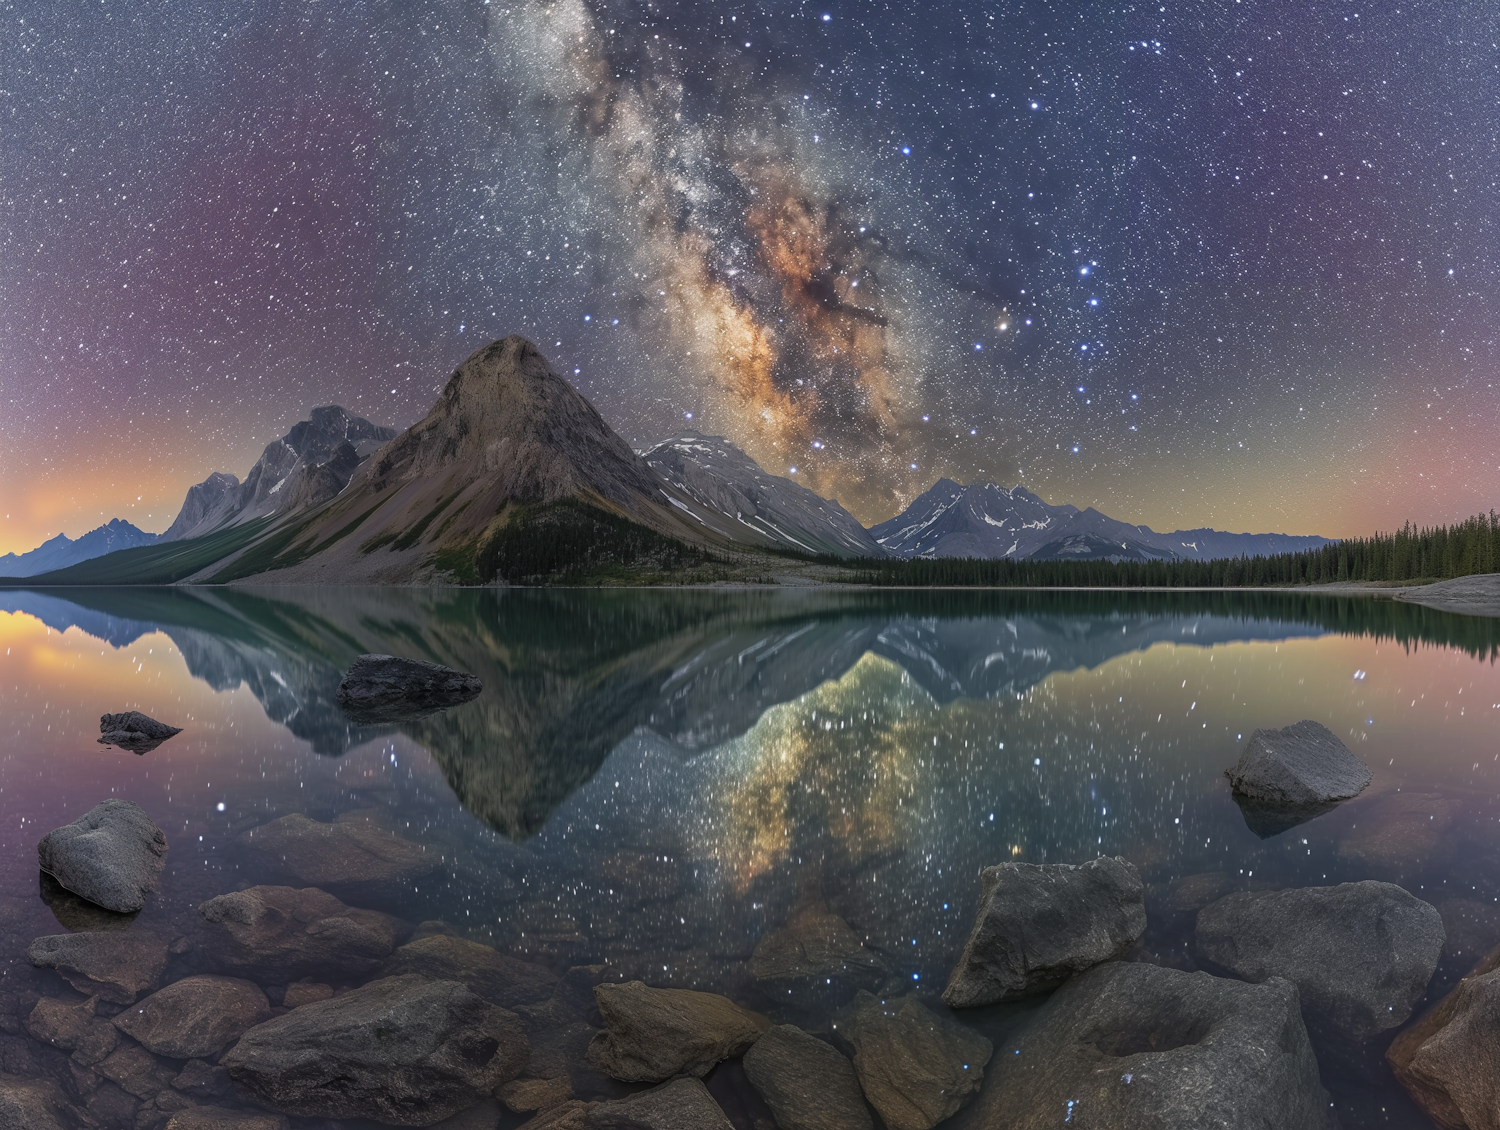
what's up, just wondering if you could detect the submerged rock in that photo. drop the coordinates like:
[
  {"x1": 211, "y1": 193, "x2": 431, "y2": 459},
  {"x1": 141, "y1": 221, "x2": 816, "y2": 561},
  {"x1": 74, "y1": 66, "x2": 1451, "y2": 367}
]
[
  {"x1": 0, "y1": 1073, "x2": 77, "y2": 1130},
  {"x1": 381, "y1": 934, "x2": 558, "y2": 1009},
  {"x1": 38, "y1": 870, "x2": 138, "y2": 933},
  {"x1": 942, "y1": 856, "x2": 1146, "y2": 1007},
  {"x1": 37, "y1": 799, "x2": 167, "y2": 913},
  {"x1": 749, "y1": 905, "x2": 887, "y2": 1010},
  {"x1": 336, "y1": 655, "x2": 482, "y2": 723},
  {"x1": 113, "y1": 975, "x2": 272, "y2": 1060},
  {"x1": 585, "y1": 1076, "x2": 732, "y2": 1129},
  {"x1": 236, "y1": 813, "x2": 440, "y2": 897},
  {"x1": 222, "y1": 975, "x2": 528, "y2": 1126},
  {"x1": 98, "y1": 710, "x2": 183, "y2": 753},
  {"x1": 1224, "y1": 720, "x2": 1371, "y2": 808},
  {"x1": 165, "y1": 1108, "x2": 289, "y2": 1130},
  {"x1": 833, "y1": 991, "x2": 991, "y2": 1130},
  {"x1": 25, "y1": 996, "x2": 120, "y2": 1064},
  {"x1": 586, "y1": 981, "x2": 769, "y2": 1083},
  {"x1": 743, "y1": 1023, "x2": 873, "y2": 1130},
  {"x1": 1387, "y1": 947, "x2": 1500, "y2": 1130},
  {"x1": 969, "y1": 961, "x2": 1332, "y2": 1129},
  {"x1": 1195, "y1": 880, "x2": 1444, "y2": 1061},
  {"x1": 198, "y1": 884, "x2": 405, "y2": 981},
  {"x1": 27, "y1": 929, "x2": 169, "y2": 1004}
]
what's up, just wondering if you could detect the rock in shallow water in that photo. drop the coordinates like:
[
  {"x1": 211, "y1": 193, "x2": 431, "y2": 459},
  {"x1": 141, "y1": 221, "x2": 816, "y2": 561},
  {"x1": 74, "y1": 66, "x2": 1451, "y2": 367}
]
[
  {"x1": 585, "y1": 981, "x2": 769, "y2": 1083},
  {"x1": 1224, "y1": 720, "x2": 1371, "y2": 808},
  {"x1": 834, "y1": 991, "x2": 992, "y2": 1130},
  {"x1": 962, "y1": 961, "x2": 1331, "y2": 1130},
  {"x1": 221, "y1": 974, "x2": 528, "y2": 1126},
  {"x1": 25, "y1": 996, "x2": 120, "y2": 1064},
  {"x1": 198, "y1": 884, "x2": 405, "y2": 981},
  {"x1": 336, "y1": 655, "x2": 482, "y2": 723},
  {"x1": 37, "y1": 799, "x2": 167, "y2": 913},
  {"x1": 943, "y1": 856, "x2": 1146, "y2": 1008},
  {"x1": 1387, "y1": 947, "x2": 1500, "y2": 1130},
  {"x1": 743, "y1": 1023, "x2": 873, "y2": 1130},
  {"x1": 27, "y1": 929, "x2": 169, "y2": 1004},
  {"x1": 381, "y1": 934, "x2": 557, "y2": 1009},
  {"x1": 1194, "y1": 880, "x2": 1444, "y2": 1062},
  {"x1": 113, "y1": 975, "x2": 271, "y2": 1060},
  {"x1": 749, "y1": 905, "x2": 887, "y2": 1011},
  {"x1": 0, "y1": 1073, "x2": 77, "y2": 1130},
  {"x1": 585, "y1": 1076, "x2": 733, "y2": 1129},
  {"x1": 165, "y1": 1107, "x2": 289, "y2": 1130},
  {"x1": 237, "y1": 813, "x2": 440, "y2": 897},
  {"x1": 98, "y1": 710, "x2": 183, "y2": 752}
]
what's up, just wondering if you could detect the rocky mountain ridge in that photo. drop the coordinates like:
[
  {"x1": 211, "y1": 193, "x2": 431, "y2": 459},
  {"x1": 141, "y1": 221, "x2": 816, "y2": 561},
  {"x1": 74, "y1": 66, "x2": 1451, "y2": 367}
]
[{"x1": 0, "y1": 519, "x2": 159, "y2": 578}]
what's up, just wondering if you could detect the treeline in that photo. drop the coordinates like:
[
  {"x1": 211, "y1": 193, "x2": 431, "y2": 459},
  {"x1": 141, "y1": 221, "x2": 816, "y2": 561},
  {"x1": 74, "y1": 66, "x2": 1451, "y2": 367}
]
[{"x1": 838, "y1": 511, "x2": 1500, "y2": 589}]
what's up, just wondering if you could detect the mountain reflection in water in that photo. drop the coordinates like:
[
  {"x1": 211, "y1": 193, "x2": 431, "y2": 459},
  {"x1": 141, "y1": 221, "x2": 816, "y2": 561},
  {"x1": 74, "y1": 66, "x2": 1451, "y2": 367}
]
[{"x1": 4, "y1": 586, "x2": 1500, "y2": 1128}]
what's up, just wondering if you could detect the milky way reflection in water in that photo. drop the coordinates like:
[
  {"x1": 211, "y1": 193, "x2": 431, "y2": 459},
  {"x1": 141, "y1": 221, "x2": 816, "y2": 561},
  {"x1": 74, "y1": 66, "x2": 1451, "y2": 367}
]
[{"x1": 2, "y1": 587, "x2": 1499, "y2": 1127}]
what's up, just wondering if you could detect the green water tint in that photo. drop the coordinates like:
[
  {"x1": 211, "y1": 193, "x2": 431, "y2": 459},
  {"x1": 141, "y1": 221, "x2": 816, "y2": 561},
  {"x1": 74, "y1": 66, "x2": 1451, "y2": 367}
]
[{"x1": 3, "y1": 587, "x2": 1499, "y2": 1128}]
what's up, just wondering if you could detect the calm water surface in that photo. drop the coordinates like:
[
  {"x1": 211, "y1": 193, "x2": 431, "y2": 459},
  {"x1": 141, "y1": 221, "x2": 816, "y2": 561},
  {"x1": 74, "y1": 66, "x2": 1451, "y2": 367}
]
[{"x1": 3, "y1": 587, "x2": 1499, "y2": 1128}]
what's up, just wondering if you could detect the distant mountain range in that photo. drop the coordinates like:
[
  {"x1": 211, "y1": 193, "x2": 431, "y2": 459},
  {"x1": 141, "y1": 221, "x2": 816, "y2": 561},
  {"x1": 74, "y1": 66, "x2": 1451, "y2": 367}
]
[
  {"x1": 0, "y1": 518, "x2": 159, "y2": 577},
  {"x1": 870, "y1": 480, "x2": 1330, "y2": 562},
  {"x1": 2, "y1": 336, "x2": 1329, "y2": 585}
]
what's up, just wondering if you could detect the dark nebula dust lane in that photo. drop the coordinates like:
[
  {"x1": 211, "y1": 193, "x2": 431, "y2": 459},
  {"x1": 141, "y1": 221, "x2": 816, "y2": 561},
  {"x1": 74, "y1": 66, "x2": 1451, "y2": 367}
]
[{"x1": 3, "y1": 0, "x2": 1498, "y2": 549}]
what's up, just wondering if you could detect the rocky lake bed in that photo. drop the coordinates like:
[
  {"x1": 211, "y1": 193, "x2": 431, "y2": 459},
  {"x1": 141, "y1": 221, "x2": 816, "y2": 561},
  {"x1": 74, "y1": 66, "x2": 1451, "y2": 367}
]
[{"x1": 4, "y1": 587, "x2": 1500, "y2": 1128}]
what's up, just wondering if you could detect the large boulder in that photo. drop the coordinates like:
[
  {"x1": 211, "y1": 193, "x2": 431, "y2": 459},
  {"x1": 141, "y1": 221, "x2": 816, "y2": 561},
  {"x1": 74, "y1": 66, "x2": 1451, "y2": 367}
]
[
  {"x1": 744, "y1": 1024, "x2": 873, "y2": 1130},
  {"x1": 964, "y1": 961, "x2": 1331, "y2": 1129},
  {"x1": 336, "y1": 655, "x2": 482, "y2": 723},
  {"x1": 198, "y1": 885, "x2": 405, "y2": 981},
  {"x1": 1195, "y1": 881, "x2": 1444, "y2": 1061},
  {"x1": 1225, "y1": 720, "x2": 1371, "y2": 807},
  {"x1": 585, "y1": 1076, "x2": 732, "y2": 1129},
  {"x1": 749, "y1": 905, "x2": 887, "y2": 1010},
  {"x1": 114, "y1": 975, "x2": 272, "y2": 1059},
  {"x1": 37, "y1": 799, "x2": 167, "y2": 913},
  {"x1": 942, "y1": 857, "x2": 1146, "y2": 1007},
  {"x1": 1387, "y1": 948, "x2": 1500, "y2": 1130},
  {"x1": 98, "y1": 710, "x2": 183, "y2": 753},
  {"x1": 380, "y1": 934, "x2": 557, "y2": 1009},
  {"x1": 236, "y1": 813, "x2": 440, "y2": 898},
  {"x1": 833, "y1": 991, "x2": 992, "y2": 1130},
  {"x1": 27, "y1": 929, "x2": 169, "y2": 1004},
  {"x1": 585, "y1": 981, "x2": 769, "y2": 1083},
  {"x1": 221, "y1": 975, "x2": 528, "y2": 1126}
]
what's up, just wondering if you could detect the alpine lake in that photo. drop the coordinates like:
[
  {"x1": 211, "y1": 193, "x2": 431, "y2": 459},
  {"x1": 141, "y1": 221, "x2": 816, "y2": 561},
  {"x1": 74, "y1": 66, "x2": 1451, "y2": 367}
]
[{"x1": 3, "y1": 586, "x2": 1499, "y2": 1130}]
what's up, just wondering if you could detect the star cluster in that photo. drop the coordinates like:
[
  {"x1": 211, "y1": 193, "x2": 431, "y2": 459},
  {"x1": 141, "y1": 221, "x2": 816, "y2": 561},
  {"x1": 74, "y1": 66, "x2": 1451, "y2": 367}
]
[{"x1": 2, "y1": 0, "x2": 1497, "y2": 552}]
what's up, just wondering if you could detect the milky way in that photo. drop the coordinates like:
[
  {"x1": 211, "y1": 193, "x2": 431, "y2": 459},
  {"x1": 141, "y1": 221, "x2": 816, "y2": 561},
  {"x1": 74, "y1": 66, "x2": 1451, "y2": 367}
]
[{"x1": 2, "y1": 0, "x2": 1498, "y2": 551}]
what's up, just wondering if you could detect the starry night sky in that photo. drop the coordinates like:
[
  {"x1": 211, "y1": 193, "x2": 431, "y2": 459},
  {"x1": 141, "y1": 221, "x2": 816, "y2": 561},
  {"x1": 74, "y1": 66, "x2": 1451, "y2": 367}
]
[{"x1": 3, "y1": 0, "x2": 1498, "y2": 554}]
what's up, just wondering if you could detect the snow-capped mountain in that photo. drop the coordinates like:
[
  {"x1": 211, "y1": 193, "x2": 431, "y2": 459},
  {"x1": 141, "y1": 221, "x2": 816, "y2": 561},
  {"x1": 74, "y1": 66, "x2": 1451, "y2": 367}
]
[
  {"x1": 870, "y1": 480, "x2": 1329, "y2": 561},
  {"x1": 0, "y1": 519, "x2": 160, "y2": 578},
  {"x1": 642, "y1": 432, "x2": 886, "y2": 558},
  {"x1": 163, "y1": 406, "x2": 397, "y2": 541}
]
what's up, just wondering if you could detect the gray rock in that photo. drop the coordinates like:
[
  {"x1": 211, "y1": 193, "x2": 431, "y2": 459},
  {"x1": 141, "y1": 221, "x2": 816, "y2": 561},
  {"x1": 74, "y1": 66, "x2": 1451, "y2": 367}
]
[
  {"x1": 743, "y1": 1024, "x2": 873, "y2": 1130},
  {"x1": 833, "y1": 991, "x2": 991, "y2": 1130},
  {"x1": 96, "y1": 1042, "x2": 176, "y2": 1100},
  {"x1": 39, "y1": 871, "x2": 138, "y2": 933},
  {"x1": 380, "y1": 934, "x2": 557, "y2": 1009},
  {"x1": 963, "y1": 961, "x2": 1331, "y2": 1130},
  {"x1": 169, "y1": 1061, "x2": 233, "y2": 1101},
  {"x1": 1225, "y1": 720, "x2": 1372, "y2": 807},
  {"x1": 336, "y1": 655, "x2": 482, "y2": 723},
  {"x1": 221, "y1": 974, "x2": 528, "y2": 1126},
  {"x1": 236, "y1": 814, "x2": 440, "y2": 898},
  {"x1": 198, "y1": 885, "x2": 404, "y2": 981},
  {"x1": 114, "y1": 976, "x2": 272, "y2": 1060},
  {"x1": 37, "y1": 800, "x2": 167, "y2": 913},
  {"x1": 585, "y1": 1076, "x2": 732, "y2": 1130},
  {"x1": 28, "y1": 930, "x2": 169, "y2": 1004},
  {"x1": 98, "y1": 711, "x2": 182, "y2": 752},
  {"x1": 942, "y1": 856, "x2": 1146, "y2": 1007},
  {"x1": 749, "y1": 906, "x2": 887, "y2": 1010},
  {"x1": 164, "y1": 1107, "x2": 289, "y2": 1130},
  {"x1": 585, "y1": 981, "x2": 769, "y2": 1083},
  {"x1": 1389, "y1": 966, "x2": 1500, "y2": 1130},
  {"x1": 0, "y1": 1073, "x2": 75, "y2": 1130},
  {"x1": 25, "y1": 995, "x2": 120, "y2": 1064},
  {"x1": 1195, "y1": 881, "x2": 1444, "y2": 1060}
]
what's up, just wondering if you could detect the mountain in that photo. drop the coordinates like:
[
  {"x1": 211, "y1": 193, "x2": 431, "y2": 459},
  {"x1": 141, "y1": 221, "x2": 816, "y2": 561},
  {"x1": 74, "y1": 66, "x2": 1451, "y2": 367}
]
[
  {"x1": 162, "y1": 406, "x2": 397, "y2": 541},
  {"x1": 0, "y1": 519, "x2": 159, "y2": 578},
  {"x1": 190, "y1": 335, "x2": 734, "y2": 584},
  {"x1": 871, "y1": 480, "x2": 1330, "y2": 562},
  {"x1": 642, "y1": 432, "x2": 885, "y2": 559}
]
